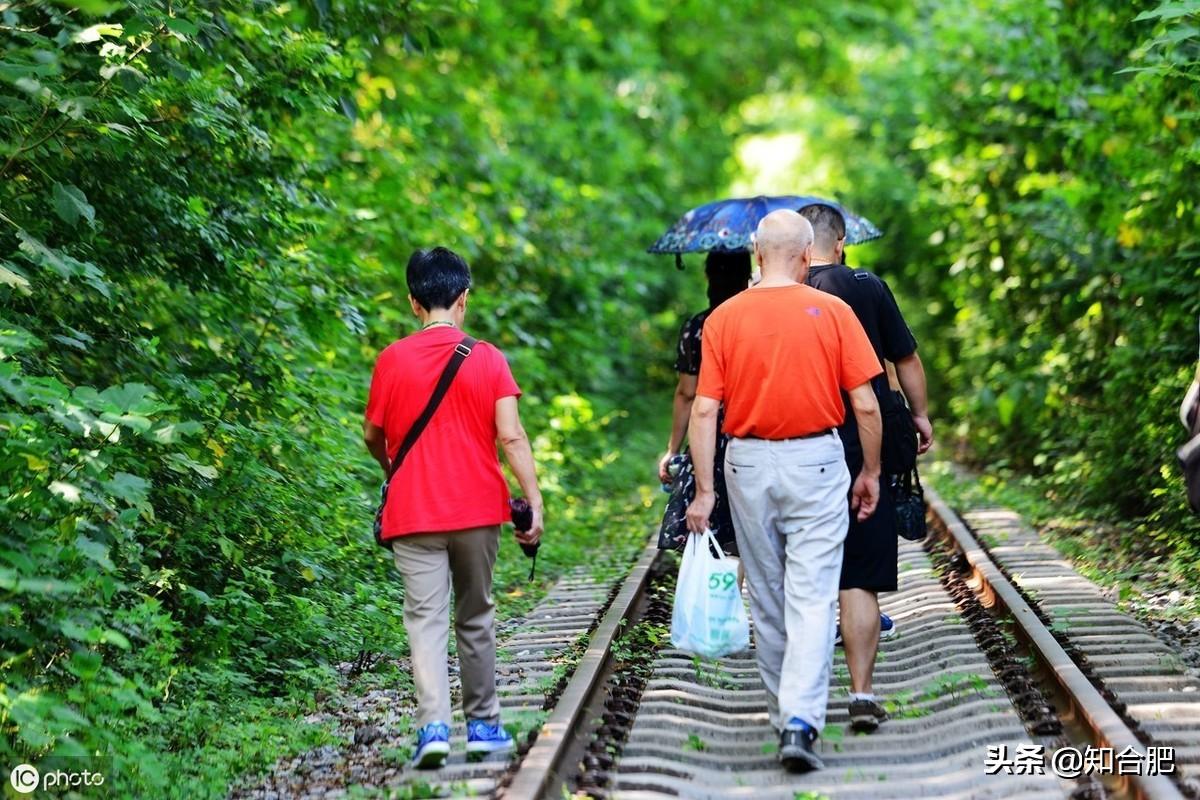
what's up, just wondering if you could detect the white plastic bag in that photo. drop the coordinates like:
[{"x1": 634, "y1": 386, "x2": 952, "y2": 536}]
[{"x1": 670, "y1": 529, "x2": 750, "y2": 658}]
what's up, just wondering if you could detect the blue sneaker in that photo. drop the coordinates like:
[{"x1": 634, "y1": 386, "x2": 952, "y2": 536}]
[
  {"x1": 834, "y1": 613, "x2": 897, "y2": 647},
  {"x1": 412, "y1": 721, "x2": 450, "y2": 769},
  {"x1": 779, "y1": 717, "x2": 823, "y2": 772},
  {"x1": 466, "y1": 719, "x2": 515, "y2": 756}
]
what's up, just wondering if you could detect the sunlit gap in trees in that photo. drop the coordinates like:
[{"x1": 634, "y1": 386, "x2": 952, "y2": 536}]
[{"x1": 729, "y1": 95, "x2": 841, "y2": 198}]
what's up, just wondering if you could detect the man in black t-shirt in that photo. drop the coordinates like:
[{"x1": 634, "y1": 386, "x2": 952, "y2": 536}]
[{"x1": 800, "y1": 203, "x2": 933, "y2": 734}]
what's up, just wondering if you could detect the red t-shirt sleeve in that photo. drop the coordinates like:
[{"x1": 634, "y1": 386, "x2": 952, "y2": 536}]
[
  {"x1": 365, "y1": 349, "x2": 391, "y2": 427},
  {"x1": 696, "y1": 312, "x2": 726, "y2": 401},
  {"x1": 488, "y1": 345, "x2": 522, "y2": 400},
  {"x1": 835, "y1": 305, "x2": 884, "y2": 391}
]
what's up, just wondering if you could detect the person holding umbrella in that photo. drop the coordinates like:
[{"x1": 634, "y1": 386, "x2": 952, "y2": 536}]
[
  {"x1": 656, "y1": 250, "x2": 752, "y2": 556},
  {"x1": 685, "y1": 210, "x2": 883, "y2": 773}
]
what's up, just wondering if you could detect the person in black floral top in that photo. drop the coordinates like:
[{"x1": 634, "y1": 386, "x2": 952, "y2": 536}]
[{"x1": 657, "y1": 251, "x2": 752, "y2": 555}]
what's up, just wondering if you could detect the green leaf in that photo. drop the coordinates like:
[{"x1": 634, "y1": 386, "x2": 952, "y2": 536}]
[
  {"x1": 16, "y1": 230, "x2": 110, "y2": 298},
  {"x1": 1134, "y1": 2, "x2": 1199, "y2": 22},
  {"x1": 101, "y1": 472, "x2": 150, "y2": 506},
  {"x1": 59, "y1": 618, "x2": 92, "y2": 641},
  {"x1": 0, "y1": 361, "x2": 71, "y2": 406},
  {"x1": 50, "y1": 481, "x2": 82, "y2": 503},
  {"x1": 0, "y1": 260, "x2": 32, "y2": 295},
  {"x1": 98, "y1": 64, "x2": 147, "y2": 89},
  {"x1": 996, "y1": 393, "x2": 1016, "y2": 428},
  {"x1": 0, "y1": 60, "x2": 55, "y2": 83},
  {"x1": 97, "y1": 383, "x2": 164, "y2": 415},
  {"x1": 72, "y1": 22, "x2": 124, "y2": 43},
  {"x1": 100, "y1": 629, "x2": 131, "y2": 649},
  {"x1": 166, "y1": 452, "x2": 219, "y2": 479},
  {"x1": 151, "y1": 420, "x2": 204, "y2": 444},
  {"x1": 0, "y1": 325, "x2": 42, "y2": 358},
  {"x1": 64, "y1": 0, "x2": 122, "y2": 16},
  {"x1": 122, "y1": 16, "x2": 155, "y2": 37},
  {"x1": 56, "y1": 96, "x2": 95, "y2": 120},
  {"x1": 99, "y1": 410, "x2": 152, "y2": 433},
  {"x1": 51, "y1": 333, "x2": 90, "y2": 350},
  {"x1": 52, "y1": 183, "x2": 96, "y2": 227},
  {"x1": 67, "y1": 651, "x2": 103, "y2": 681},
  {"x1": 165, "y1": 17, "x2": 199, "y2": 36}
]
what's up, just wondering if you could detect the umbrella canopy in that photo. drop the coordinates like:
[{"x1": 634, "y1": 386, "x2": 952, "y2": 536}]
[{"x1": 647, "y1": 195, "x2": 883, "y2": 255}]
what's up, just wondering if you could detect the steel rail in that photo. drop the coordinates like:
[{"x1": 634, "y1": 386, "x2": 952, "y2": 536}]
[
  {"x1": 499, "y1": 541, "x2": 662, "y2": 800},
  {"x1": 501, "y1": 490, "x2": 1186, "y2": 800},
  {"x1": 926, "y1": 485, "x2": 1186, "y2": 800}
]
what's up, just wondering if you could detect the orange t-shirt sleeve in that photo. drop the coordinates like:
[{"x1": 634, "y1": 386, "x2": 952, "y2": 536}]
[
  {"x1": 835, "y1": 305, "x2": 884, "y2": 390},
  {"x1": 695, "y1": 313, "x2": 725, "y2": 401}
]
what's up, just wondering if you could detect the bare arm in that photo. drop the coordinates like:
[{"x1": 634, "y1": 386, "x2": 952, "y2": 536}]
[
  {"x1": 847, "y1": 381, "x2": 881, "y2": 521},
  {"x1": 659, "y1": 373, "x2": 698, "y2": 482},
  {"x1": 496, "y1": 395, "x2": 544, "y2": 544},
  {"x1": 363, "y1": 420, "x2": 389, "y2": 474},
  {"x1": 894, "y1": 351, "x2": 933, "y2": 454},
  {"x1": 683, "y1": 395, "x2": 720, "y2": 533}
]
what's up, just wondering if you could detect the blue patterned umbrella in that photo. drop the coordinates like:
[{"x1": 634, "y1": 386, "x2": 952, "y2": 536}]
[{"x1": 647, "y1": 195, "x2": 883, "y2": 255}]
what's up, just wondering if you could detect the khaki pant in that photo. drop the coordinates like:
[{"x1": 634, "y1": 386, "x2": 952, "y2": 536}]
[
  {"x1": 724, "y1": 434, "x2": 850, "y2": 731},
  {"x1": 391, "y1": 526, "x2": 501, "y2": 727}
]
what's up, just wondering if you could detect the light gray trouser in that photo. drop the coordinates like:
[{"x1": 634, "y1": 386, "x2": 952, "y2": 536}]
[
  {"x1": 391, "y1": 526, "x2": 502, "y2": 727},
  {"x1": 724, "y1": 434, "x2": 850, "y2": 731}
]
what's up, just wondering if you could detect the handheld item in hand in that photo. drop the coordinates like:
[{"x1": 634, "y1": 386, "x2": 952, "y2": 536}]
[
  {"x1": 891, "y1": 466, "x2": 927, "y2": 542},
  {"x1": 510, "y1": 497, "x2": 539, "y2": 582},
  {"x1": 656, "y1": 453, "x2": 695, "y2": 549},
  {"x1": 669, "y1": 528, "x2": 749, "y2": 658}
]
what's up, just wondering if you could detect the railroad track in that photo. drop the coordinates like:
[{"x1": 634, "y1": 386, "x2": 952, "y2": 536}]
[{"x1": 492, "y1": 487, "x2": 1199, "y2": 800}]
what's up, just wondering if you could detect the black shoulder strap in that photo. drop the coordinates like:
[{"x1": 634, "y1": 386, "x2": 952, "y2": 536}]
[{"x1": 386, "y1": 335, "x2": 477, "y2": 481}]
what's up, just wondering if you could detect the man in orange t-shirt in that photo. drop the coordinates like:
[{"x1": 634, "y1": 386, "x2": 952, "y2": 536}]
[{"x1": 685, "y1": 210, "x2": 883, "y2": 773}]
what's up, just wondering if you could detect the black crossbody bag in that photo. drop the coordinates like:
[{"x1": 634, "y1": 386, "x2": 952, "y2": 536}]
[{"x1": 372, "y1": 335, "x2": 476, "y2": 548}]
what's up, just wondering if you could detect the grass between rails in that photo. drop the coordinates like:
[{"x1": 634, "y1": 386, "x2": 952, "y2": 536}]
[
  {"x1": 926, "y1": 460, "x2": 1200, "y2": 623},
  {"x1": 182, "y1": 395, "x2": 670, "y2": 798}
]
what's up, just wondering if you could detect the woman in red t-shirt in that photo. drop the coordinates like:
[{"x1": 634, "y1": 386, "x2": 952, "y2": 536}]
[{"x1": 363, "y1": 247, "x2": 544, "y2": 769}]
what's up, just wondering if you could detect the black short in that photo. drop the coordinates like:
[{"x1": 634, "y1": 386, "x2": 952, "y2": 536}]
[{"x1": 839, "y1": 441, "x2": 897, "y2": 592}]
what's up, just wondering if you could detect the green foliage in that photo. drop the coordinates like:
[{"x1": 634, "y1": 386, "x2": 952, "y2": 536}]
[
  {"x1": 1, "y1": 1, "x2": 870, "y2": 795},
  {"x1": 917, "y1": 672, "x2": 993, "y2": 703},
  {"x1": 7, "y1": 0, "x2": 1193, "y2": 795},
  {"x1": 777, "y1": 0, "x2": 1200, "y2": 542},
  {"x1": 929, "y1": 460, "x2": 1200, "y2": 620},
  {"x1": 1, "y1": 2, "x2": 411, "y2": 792}
]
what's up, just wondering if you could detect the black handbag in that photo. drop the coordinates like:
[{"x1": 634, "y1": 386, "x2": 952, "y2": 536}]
[
  {"x1": 880, "y1": 388, "x2": 918, "y2": 475},
  {"x1": 891, "y1": 466, "x2": 927, "y2": 542},
  {"x1": 1179, "y1": 388, "x2": 1200, "y2": 513},
  {"x1": 372, "y1": 336, "x2": 476, "y2": 547}
]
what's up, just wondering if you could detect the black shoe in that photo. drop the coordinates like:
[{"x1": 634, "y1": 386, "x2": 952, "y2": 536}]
[
  {"x1": 779, "y1": 718, "x2": 823, "y2": 772},
  {"x1": 848, "y1": 698, "x2": 889, "y2": 733}
]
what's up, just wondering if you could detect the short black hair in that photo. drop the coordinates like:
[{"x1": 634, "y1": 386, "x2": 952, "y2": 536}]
[
  {"x1": 798, "y1": 203, "x2": 846, "y2": 254},
  {"x1": 704, "y1": 250, "x2": 752, "y2": 308},
  {"x1": 406, "y1": 247, "x2": 472, "y2": 311}
]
